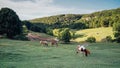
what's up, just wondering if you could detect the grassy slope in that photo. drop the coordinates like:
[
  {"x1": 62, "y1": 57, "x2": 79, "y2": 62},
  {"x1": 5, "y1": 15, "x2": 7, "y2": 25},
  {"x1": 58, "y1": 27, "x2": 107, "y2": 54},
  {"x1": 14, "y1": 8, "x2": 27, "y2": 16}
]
[
  {"x1": 0, "y1": 39, "x2": 120, "y2": 68},
  {"x1": 75, "y1": 27, "x2": 114, "y2": 42},
  {"x1": 30, "y1": 31, "x2": 54, "y2": 38}
]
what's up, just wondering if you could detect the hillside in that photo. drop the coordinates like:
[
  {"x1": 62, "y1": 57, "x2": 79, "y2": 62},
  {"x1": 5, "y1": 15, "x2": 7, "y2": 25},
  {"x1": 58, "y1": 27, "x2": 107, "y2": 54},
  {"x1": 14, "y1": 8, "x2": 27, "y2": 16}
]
[
  {"x1": 23, "y1": 8, "x2": 120, "y2": 35},
  {"x1": 30, "y1": 14, "x2": 83, "y2": 24},
  {"x1": 29, "y1": 8, "x2": 120, "y2": 28},
  {"x1": 74, "y1": 27, "x2": 114, "y2": 42},
  {"x1": 23, "y1": 8, "x2": 120, "y2": 43}
]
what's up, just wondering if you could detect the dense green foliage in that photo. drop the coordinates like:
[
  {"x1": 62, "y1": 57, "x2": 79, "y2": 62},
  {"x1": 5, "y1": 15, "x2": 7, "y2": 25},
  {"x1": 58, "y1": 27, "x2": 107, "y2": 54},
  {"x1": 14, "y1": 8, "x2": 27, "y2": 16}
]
[
  {"x1": 23, "y1": 21, "x2": 46, "y2": 33},
  {"x1": 60, "y1": 28, "x2": 71, "y2": 43},
  {"x1": 53, "y1": 28, "x2": 72, "y2": 43},
  {"x1": 0, "y1": 8, "x2": 22, "y2": 38},
  {"x1": 30, "y1": 14, "x2": 86, "y2": 29},
  {"x1": 30, "y1": 8, "x2": 120, "y2": 29},
  {"x1": 80, "y1": 8, "x2": 120, "y2": 28}
]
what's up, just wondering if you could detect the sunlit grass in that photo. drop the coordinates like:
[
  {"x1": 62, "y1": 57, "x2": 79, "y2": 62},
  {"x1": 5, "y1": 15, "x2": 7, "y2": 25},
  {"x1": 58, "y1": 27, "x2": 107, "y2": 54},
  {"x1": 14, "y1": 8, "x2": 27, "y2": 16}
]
[{"x1": 75, "y1": 27, "x2": 114, "y2": 42}]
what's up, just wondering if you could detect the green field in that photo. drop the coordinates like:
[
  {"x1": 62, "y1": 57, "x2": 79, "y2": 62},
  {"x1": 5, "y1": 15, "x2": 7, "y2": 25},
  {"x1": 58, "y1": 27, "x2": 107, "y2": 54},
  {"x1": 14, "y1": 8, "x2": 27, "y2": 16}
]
[
  {"x1": 75, "y1": 27, "x2": 114, "y2": 42},
  {"x1": 0, "y1": 39, "x2": 120, "y2": 68}
]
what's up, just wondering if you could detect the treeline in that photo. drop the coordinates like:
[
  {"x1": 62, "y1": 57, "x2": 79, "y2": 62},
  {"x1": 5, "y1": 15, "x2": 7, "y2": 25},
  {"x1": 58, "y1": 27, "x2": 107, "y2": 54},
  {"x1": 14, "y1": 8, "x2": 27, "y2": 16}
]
[
  {"x1": 30, "y1": 14, "x2": 86, "y2": 29},
  {"x1": 30, "y1": 8, "x2": 120, "y2": 29},
  {"x1": 80, "y1": 8, "x2": 120, "y2": 28},
  {"x1": 23, "y1": 21, "x2": 46, "y2": 33}
]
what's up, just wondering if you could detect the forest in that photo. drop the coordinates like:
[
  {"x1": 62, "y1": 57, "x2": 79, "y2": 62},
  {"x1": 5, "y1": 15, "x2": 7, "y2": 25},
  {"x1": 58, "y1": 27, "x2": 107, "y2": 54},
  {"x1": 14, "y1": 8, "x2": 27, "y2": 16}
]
[{"x1": 29, "y1": 8, "x2": 120, "y2": 29}]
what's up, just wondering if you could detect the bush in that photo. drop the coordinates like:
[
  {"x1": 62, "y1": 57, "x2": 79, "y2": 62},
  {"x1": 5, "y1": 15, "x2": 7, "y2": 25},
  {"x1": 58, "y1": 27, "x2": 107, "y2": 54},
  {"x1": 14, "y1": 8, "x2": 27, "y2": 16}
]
[
  {"x1": 61, "y1": 28, "x2": 71, "y2": 43},
  {"x1": 72, "y1": 34, "x2": 84, "y2": 39},
  {"x1": 106, "y1": 36, "x2": 112, "y2": 42},
  {"x1": 86, "y1": 37, "x2": 96, "y2": 43}
]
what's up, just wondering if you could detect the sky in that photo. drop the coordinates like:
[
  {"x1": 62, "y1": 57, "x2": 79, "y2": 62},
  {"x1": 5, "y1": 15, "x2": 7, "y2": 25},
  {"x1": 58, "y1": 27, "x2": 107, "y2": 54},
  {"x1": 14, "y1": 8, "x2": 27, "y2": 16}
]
[{"x1": 0, "y1": 0, "x2": 120, "y2": 20}]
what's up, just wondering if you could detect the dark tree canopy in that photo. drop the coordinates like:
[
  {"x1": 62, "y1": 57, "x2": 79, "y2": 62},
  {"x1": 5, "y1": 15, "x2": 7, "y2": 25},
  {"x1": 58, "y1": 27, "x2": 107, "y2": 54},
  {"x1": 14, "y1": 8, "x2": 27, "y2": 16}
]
[{"x1": 0, "y1": 7, "x2": 22, "y2": 38}]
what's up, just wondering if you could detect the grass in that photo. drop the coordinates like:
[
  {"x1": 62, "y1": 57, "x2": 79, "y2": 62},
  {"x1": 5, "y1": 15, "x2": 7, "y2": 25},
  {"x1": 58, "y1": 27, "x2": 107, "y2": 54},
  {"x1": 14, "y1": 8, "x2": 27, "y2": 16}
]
[
  {"x1": 75, "y1": 27, "x2": 114, "y2": 42},
  {"x1": 0, "y1": 39, "x2": 120, "y2": 68},
  {"x1": 29, "y1": 31, "x2": 54, "y2": 38}
]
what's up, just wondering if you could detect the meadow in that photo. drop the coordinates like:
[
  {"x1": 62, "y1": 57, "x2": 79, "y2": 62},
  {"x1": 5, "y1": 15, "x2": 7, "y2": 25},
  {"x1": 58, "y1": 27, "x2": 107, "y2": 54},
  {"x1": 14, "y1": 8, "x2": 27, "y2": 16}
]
[
  {"x1": 75, "y1": 27, "x2": 114, "y2": 42},
  {"x1": 0, "y1": 39, "x2": 120, "y2": 68}
]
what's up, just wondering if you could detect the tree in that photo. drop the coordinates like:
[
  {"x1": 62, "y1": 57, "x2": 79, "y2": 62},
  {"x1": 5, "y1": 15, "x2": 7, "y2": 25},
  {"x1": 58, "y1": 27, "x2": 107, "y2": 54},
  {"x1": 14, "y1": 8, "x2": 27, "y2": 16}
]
[
  {"x1": 0, "y1": 7, "x2": 22, "y2": 38},
  {"x1": 61, "y1": 28, "x2": 71, "y2": 43},
  {"x1": 53, "y1": 29, "x2": 61, "y2": 37},
  {"x1": 53, "y1": 28, "x2": 71, "y2": 43},
  {"x1": 113, "y1": 22, "x2": 120, "y2": 42},
  {"x1": 70, "y1": 22, "x2": 86, "y2": 29}
]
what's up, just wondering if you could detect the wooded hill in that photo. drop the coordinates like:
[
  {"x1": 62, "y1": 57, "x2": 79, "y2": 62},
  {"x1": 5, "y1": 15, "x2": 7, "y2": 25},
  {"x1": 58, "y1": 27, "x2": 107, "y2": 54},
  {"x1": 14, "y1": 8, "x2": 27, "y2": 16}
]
[{"x1": 29, "y1": 8, "x2": 120, "y2": 29}]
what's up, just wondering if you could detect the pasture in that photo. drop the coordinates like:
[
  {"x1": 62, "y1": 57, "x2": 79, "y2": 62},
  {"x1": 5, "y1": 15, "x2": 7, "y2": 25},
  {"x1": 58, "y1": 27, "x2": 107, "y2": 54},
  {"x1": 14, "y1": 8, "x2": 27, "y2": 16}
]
[
  {"x1": 75, "y1": 27, "x2": 114, "y2": 42},
  {"x1": 0, "y1": 39, "x2": 120, "y2": 68}
]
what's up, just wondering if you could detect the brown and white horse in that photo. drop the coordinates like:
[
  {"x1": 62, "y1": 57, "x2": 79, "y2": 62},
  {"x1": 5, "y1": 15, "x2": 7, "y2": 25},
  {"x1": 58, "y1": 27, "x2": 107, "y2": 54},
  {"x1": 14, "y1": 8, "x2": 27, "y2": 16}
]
[
  {"x1": 40, "y1": 41, "x2": 48, "y2": 47},
  {"x1": 76, "y1": 45, "x2": 90, "y2": 57},
  {"x1": 49, "y1": 39, "x2": 59, "y2": 47}
]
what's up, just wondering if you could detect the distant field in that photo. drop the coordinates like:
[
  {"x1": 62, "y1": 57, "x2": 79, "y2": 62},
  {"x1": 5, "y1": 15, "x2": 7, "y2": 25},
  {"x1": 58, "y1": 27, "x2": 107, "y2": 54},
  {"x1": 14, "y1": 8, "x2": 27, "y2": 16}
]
[
  {"x1": 74, "y1": 27, "x2": 114, "y2": 42},
  {"x1": 0, "y1": 39, "x2": 120, "y2": 68}
]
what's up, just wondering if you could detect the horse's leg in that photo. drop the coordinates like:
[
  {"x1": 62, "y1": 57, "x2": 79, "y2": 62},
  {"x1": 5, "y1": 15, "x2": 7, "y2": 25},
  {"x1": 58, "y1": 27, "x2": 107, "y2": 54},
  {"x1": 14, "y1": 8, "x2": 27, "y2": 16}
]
[
  {"x1": 55, "y1": 43, "x2": 58, "y2": 47},
  {"x1": 45, "y1": 43, "x2": 48, "y2": 47},
  {"x1": 76, "y1": 50, "x2": 81, "y2": 55},
  {"x1": 84, "y1": 50, "x2": 88, "y2": 57},
  {"x1": 51, "y1": 42, "x2": 54, "y2": 47},
  {"x1": 76, "y1": 50, "x2": 79, "y2": 54},
  {"x1": 40, "y1": 41, "x2": 42, "y2": 46}
]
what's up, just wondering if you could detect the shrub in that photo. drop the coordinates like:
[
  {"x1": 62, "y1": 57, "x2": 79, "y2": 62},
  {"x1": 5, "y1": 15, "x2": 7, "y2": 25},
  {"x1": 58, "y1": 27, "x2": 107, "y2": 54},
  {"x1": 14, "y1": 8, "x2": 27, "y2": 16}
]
[
  {"x1": 86, "y1": 37, "x2": 96, "y2": 43},
  {"x1": 106, "y1": 36, "x2": 112, "y2": 42},
  {"x1": 61, "y1": 28, "x2": 71, "y2": 43}
]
